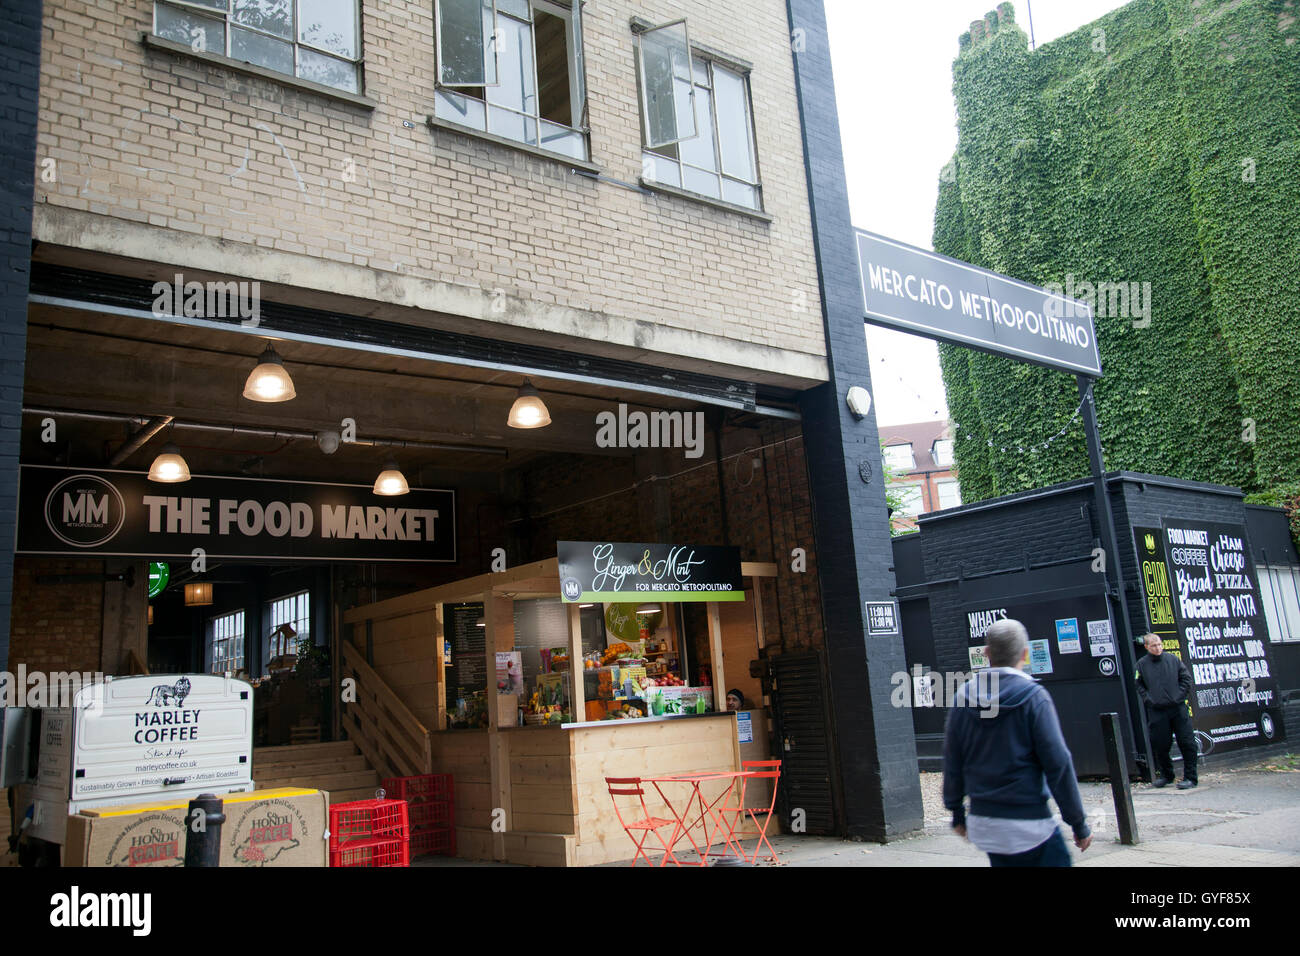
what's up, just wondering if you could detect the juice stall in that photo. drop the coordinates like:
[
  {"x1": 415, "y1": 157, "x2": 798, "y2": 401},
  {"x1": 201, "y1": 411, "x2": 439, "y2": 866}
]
[{"x1": 339, "y1": 543, "x2": 777, "y2": 866}]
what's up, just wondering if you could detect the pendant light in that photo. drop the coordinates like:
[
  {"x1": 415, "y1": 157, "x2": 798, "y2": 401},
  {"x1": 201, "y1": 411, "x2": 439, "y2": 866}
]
[
  {"x1": 372, "y1": 460, "x2": 410, "y2": 496},
  {"x1": 184, "y1": 582, "x2": 213, "y2": 606},
  {"x1": 147, "y1": 605, "x2": 154, "y2": 626},
  {"x1": 507, "y1": 379, "x2": 551, "y2": 429},
  {"x1": 148, "y1": 442, "x2": 191, "y2": 483},
  {"x1": 242, "y1": 345, "x2": 297, "y2": 402}
]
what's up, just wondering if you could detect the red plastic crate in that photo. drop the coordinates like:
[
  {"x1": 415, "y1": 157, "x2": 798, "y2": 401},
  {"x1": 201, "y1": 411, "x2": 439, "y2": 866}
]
[
  {"x1": 328, "y1": 799, "x2": 409, "y2": 856},
  {"x1": 410, "y1": 827, "x2": 455, "y2": 858},
  {"x1": 408, "y1": 800, "x2": 453, "y2": 829},
  {"x1": 381, "y1": 774, "x2": 453, "y2": 802},
  {"x1": 330, "y1": 837, "x2": 409, "y2": 868}
]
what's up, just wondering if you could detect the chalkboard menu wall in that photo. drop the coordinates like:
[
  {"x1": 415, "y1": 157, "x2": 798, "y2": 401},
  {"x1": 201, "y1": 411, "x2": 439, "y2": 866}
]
[{"x1": 444, "y1": 599, "x2": 607, "y2": 710}]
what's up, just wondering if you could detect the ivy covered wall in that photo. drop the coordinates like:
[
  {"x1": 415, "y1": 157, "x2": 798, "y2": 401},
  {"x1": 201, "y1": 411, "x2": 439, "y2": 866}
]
[{"x1": 934, "y1": 0, "x2": 1299, "y2": 505}]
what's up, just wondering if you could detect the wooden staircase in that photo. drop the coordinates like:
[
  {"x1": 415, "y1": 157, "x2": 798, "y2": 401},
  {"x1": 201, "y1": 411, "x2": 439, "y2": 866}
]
[{"x1": 252, "y1": 740, "x2": 382, "y2": 805}]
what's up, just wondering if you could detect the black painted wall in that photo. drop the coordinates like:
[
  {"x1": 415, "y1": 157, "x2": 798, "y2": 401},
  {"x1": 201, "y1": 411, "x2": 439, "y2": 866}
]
[
  {"x1": 900, "y1": 473, "x2": 1298, "y2": 771},
  {"x1": 786, "y1": 0, "x2": 923, "y2": 840},
  {"x1": 0, "y1": 0, "x2": 42, "y2": 673}
]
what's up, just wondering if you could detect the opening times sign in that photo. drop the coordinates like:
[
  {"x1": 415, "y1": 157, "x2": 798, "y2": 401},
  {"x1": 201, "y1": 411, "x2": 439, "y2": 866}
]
[
  {"x1": 17, "y1": 465, "x2": 456, "y2": 563},
  {"x1": 1135, "y1": 522, "x2": 1285, "y2": 755}
]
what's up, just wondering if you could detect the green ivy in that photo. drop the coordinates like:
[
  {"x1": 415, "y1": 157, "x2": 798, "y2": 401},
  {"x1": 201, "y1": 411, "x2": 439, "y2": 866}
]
[{"x1": 933, "y1": 1, "x2": 1298, "y2": 504}]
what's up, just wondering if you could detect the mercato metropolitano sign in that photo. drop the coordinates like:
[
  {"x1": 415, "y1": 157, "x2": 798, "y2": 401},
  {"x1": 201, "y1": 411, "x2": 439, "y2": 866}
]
[{"x1": 855, "y1": 230, "x2": 1102, "y2": 377}]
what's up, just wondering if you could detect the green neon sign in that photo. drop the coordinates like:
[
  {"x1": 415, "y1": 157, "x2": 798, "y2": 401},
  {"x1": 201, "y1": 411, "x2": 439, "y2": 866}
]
[{"x1": 148, "y1": 562, "x2": 170, "y2": 599}]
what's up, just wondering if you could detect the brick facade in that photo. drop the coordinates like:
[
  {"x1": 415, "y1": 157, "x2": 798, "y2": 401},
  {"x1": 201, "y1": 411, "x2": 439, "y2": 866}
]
[
  {"x1": 32, "y1": 0, "x2": 825, "y2": 384},
  {"x1": 9, "y1": 558, "x2": 106, "y2": 675}
]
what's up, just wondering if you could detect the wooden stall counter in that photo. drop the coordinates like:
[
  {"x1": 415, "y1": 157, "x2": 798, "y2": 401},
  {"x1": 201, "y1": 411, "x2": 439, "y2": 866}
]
[{"x1": 436, "y1": 712, "x2": 740, "y2": 867}]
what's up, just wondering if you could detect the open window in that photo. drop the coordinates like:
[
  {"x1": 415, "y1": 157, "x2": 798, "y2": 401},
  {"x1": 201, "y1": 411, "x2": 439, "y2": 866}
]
[
  {"x1": 637, "y1": 21, "x2": 762, "y2": 211},
  {"x1": 434, "y1": 0, "x2": 588, "y2": 161}
]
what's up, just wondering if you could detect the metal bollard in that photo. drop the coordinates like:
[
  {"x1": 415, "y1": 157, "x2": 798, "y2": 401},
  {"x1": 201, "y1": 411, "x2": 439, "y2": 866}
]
[
  {"x1": 1099, "y1": 713, "x2": 1139, "y2": 846},
  {"x1": 184, "y1": 793, "x2": 225, "y2": 867}
]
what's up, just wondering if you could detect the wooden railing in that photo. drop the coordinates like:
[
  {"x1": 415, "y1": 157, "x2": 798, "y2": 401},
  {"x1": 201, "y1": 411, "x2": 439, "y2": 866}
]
[{"x1": 339, "y1": 640, "x2": 432, "y2": 780}]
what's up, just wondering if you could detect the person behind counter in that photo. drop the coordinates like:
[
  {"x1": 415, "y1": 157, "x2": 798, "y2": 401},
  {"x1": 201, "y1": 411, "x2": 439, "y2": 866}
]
[{"x1": 726, "y1": 688, "x2": 745, "y2": 712}]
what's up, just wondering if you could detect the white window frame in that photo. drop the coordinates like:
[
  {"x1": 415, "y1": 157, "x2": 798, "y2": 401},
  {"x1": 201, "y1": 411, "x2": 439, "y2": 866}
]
[
  {"x1": 208, "y1": 609, "x2": 246, "y2": 675},
  {"x1": 638, "y1": 30, "x2": 763, "y2": 211},
  {"x1": 895, "y1": 483, "x2": 925, "y2": 518},
  {"x1": 1258, "y1": 565, "x2": 1300, "y2": 643},
  {"x1": 884, "y1": 443, "x2": 916, "y2": 472},
  {"x1": 434, "y1": 0, "x2": 589, "y2": 161},
  {"x1": 936, "y1": 479, "x2": 962, "y2": 511},
  {"x1": 933, "y1": 439, "x2": 954, "y2": 468},
  {"x1": 266, "y1": 589, "x2": 311, "y2": 663},
  {"x1": 152, "y1": 0, "x2": 363, "y2": 93}
]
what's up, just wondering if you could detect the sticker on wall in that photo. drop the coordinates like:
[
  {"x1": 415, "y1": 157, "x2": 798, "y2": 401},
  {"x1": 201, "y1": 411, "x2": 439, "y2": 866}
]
[
  {"x1": 967, "y1": 645, "x2": 989, "y2": 671},
  {"x1": 737, "y1": 711, "x2": 753, "y2": 743},
  {"x1": 865, "y1": 600, "x2": 900, "y2": 636},
  {"x1": 1098, "y1": 657, "x2": 1117, "y2": 677},
  {"x1": 1054, "y1": 617, "x2": 1082, "y2": 654},
  {"x1": 1086, "y1": 619, "x2": 1115, "y2": 657},
  {"x1": 1028, "y1": 639, "x2": 1053, "y2": 675}
]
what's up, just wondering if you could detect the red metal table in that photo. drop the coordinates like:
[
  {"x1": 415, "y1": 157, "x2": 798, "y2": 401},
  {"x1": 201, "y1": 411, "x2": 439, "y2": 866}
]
[{"x1": 642, "y1": 770, "x2": 757, "y2": 866}]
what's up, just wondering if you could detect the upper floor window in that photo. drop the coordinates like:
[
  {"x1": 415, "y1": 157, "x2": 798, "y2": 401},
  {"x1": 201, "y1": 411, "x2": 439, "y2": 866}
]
[
  {"x1": 434, "y1": 0, "x2": 589, "y2": 161},
  {"x1": 936, "y1": 479, "x2": 962, "y2": 511},
  {"x1": 1258, "y1": 565, "x2": 1300, "y2": 643},
  {"x1": 153, "y1": 0, "x2": 361, "y2": 93},
  {"x1": 883, "y1": 443, "x2": 915, "y2": 472},
  {"x1": 932, "y1": 439, "x2": 954, "y2": 468},
  {"x1": 895, "y1": 484, "x2": 924, "y2": 518},
  {"x1": 267, "y1": 590, "x2": 311, "y2": 664},
  {"x1": 636, "y1": 20, "x2": 762, "y2": 211}
]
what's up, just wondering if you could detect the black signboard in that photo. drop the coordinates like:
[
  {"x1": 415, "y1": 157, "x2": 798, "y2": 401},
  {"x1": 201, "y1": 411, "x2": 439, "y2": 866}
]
[
  {"x1": 963, "y1": 588, "x2": 1119, "y2": 682},
  {"x1": 1134, "y1": 522, "x2": 1285, "y2": 755},
  {"x1": 856, "y1": 230, "x2": 1102, "y2": 376},
  {"x1": 444, "y1": 602, "x2": 486, "y2": 701},
  {"x1": 17, "y1": 465, "x2": 456, "y2": 563},
  {"x1": 556, "y1": 541, "x2": 743, "y2": 603}
]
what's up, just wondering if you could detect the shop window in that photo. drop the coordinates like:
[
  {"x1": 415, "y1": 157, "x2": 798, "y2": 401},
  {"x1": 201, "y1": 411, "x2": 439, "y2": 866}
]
[
  {"x1": 152, "y1": 0, "x2": 362, "y2": 93},
  {"x1": 208, "y1": 609, "x2": 246, "y2": 675},
  {"x1": 267, "y1": 590, "x2": 311, "y2": 661},
  {"x1": 434, "y1": 0, "x2": 589, "y2": 161},
  {"x1": 637, "y1": 21, "x2": 762, "y2": 211},
  {"x1": 936, "y1": 479, "x2": 962, "y2": 510},
  {"x1": 1258, "y1": 566, "x2": 1300, "y2": 642},
  {"x1": 883, "y1": 443, "x2": 915, "y2": 472}
]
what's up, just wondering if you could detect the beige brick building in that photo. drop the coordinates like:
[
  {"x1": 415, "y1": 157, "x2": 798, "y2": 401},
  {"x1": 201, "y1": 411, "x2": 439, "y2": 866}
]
[{"x1": 33, "y1": 0, "x2": 827, "y2": 388}]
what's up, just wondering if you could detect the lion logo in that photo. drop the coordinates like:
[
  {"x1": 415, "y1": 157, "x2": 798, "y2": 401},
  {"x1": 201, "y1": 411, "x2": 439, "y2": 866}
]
[{"x1": 145, "y1": 676, "x2": 192, "y2": 707}]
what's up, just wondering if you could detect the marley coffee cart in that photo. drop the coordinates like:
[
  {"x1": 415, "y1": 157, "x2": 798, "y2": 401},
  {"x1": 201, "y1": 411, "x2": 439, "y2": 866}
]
[{"x1": 25, "y1": 673, "x2": 254, "y2": 847}]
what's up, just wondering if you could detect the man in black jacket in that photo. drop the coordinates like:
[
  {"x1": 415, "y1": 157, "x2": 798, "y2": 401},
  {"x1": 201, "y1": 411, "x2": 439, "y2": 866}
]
[{"x1": 1136, "y1": 633, "x2": 1197, "y2": 789}]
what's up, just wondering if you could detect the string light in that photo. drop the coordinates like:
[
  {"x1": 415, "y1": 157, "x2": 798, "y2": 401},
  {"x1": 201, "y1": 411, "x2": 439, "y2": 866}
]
[{"x1": 957, "y1": 393, "x2": 1087, "y2": 456}]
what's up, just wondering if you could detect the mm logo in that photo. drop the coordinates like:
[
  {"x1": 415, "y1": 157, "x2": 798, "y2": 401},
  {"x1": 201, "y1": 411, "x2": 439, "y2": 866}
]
[
  {"x1": 1144, "y1": 533, "x2": 1156, "y2": 552},
  {"x1": 44, "y1": 474, "x2": 126, "y2": 548}
]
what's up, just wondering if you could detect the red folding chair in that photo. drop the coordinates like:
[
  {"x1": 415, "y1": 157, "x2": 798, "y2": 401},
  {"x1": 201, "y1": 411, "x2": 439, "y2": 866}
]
[
  {"x1": 717, "y1": 760, "x2": 782, "y2": 864},
  {"x1": 605, "y1": 777, "x2": 683, "y2": 867}
]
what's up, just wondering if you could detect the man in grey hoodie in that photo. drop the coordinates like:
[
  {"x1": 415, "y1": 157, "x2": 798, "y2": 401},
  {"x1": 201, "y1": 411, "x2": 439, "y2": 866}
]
[{"x1": 943, "y1": 619, "x2": 1093, "y2": 866}]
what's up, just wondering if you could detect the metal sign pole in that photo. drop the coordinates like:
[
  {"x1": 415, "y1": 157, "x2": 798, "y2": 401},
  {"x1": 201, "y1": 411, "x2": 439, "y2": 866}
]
[{"x1": 1076, "y1": 375, "x2": 1155, "y2": 781}]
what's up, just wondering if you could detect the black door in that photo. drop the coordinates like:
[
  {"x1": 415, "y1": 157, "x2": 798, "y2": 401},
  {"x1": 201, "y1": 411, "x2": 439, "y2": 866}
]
[{"x1": 769, "y1": 651, "x2": 840, "y2": 835}]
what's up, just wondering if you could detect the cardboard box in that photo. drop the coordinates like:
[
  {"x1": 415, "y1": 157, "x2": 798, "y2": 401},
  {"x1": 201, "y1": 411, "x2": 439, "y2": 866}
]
[{"x1": 64, "y1": 787, "x2": 329, "y2": 868}]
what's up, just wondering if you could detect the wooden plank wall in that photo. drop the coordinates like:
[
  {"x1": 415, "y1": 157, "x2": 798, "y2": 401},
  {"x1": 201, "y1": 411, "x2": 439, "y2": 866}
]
[
  {"x1": 367, "y1": 609, "x2": 441, "y2": 731},
  {"x1": 572, "y1": 716, "x2": 739, "y2": 867}
]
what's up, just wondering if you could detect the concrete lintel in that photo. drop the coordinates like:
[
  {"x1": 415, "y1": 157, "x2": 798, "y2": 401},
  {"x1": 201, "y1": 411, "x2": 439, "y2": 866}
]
[{"x1": 32, "y1": 207, "x2": 829, "y2": 391}]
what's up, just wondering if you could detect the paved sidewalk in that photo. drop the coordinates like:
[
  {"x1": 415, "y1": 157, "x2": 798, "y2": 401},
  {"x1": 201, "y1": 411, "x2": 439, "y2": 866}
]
[{"x1": 756, "y1": 763, "x2": 1300, "y2": 868}]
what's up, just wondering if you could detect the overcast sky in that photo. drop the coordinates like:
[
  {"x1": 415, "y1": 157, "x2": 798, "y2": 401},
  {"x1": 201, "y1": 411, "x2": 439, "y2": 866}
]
[{"x1": 825, "y1": 0, "x2": 1129, "y2": 426}]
